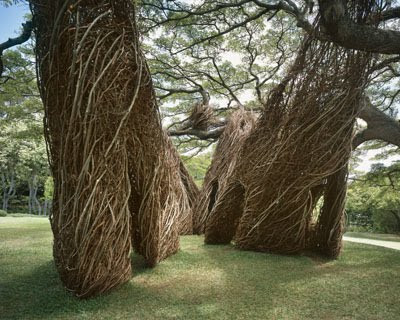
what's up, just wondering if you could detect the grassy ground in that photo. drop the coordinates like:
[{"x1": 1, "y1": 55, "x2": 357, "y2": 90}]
[
  {"x1": 1, "y1": 217, "x2": 400, "y2": 320},
  {"x1": 345, "y1": 232, "x2": 400, "y2": 242}
]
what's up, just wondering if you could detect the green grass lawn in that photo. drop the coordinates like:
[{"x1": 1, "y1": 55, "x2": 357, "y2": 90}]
[
  {"x1": 1, "y1": 217, "x2": 400, "y2": 320},
  {"x1": 345, "y1": 232, "x2": 400, "y2": 242}
]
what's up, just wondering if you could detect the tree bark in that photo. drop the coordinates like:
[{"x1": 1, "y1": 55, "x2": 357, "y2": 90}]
[
  {"x1": 353, "y1": 97, "x2": 400, "y2": 148},
  {"x1": 168, "y1": 127, "x2": 225, "y2": 140},
  {"x1": 1, "y1": 171, "x2": 16, "y2": 212},
  {"x1": 32, "y1": 174, "x2": 41, "y2": 215},
  {"x1": 1, "y1": 173, "x2": 6, "y2": 211},
  {"x1": 28, "y1": 178, "x2": 33, "y2": 215},
  {"x1": 318, "y1": 0, "x2": 400, "y2": 54}
]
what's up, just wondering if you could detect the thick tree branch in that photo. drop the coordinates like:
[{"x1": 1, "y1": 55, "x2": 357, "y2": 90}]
[
  {"x1": 353, "y1": 97, "x2": 400, "y2": 149},
  {"x1": 168, "y1": 96, "x2": 400, "y2": 150},
  {"x1": 318, "y1": 0, "x2": 400, "y2": 54},
  {"x1": 168, "y1": 127, "x2": 225, "y2": 140},
  {"x1": 156, "y1": 86, "x2": 202, "y2": 99},
  {"x1": 0, "y1": 20, "x2": 33, "y2": 77},
  {"x1": 380, "y1": 6, "x2": 400, "y2": 22}
]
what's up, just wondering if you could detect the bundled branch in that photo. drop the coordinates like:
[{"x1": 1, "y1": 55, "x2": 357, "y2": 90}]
[
  {"x1": 187, "y1": 103, "x2": 214, "y2": 131},
  {"x1": 193, "y1": 109, "x2": 256, "y2": 234},
  {"x1": 205, "y1": 27, "x2": 372, "y2": 257},
  {"x1": 32, "y1": 0, "x2": 190, "y2": 297}
]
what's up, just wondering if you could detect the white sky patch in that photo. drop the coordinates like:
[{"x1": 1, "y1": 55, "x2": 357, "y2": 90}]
[
  {"x1": 355, "y1": 148, "x2": 400, "y2": 173},
  {"x1": 221, "y1": 51, "x2": 244, "y2": 67}
]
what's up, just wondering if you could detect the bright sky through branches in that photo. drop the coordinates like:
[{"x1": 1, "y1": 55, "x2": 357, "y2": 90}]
[{"x1": 0, "y1": 2, "x2": 399, "y2": 173}]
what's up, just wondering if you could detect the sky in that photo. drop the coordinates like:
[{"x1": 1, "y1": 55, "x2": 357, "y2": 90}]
[
  {"x1": 0, "y1": 2, "x2": 30, "y2": 43},
  {"x1": 0, "y1": 3, "x2": 399, "y2": 173}
]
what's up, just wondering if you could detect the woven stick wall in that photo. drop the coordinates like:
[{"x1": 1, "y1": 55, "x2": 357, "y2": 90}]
[
  {"x1": 192, "y1": 109, "x2": 256, "y2": 234},
  {"x1": 188, "y1": 103, "x2": 214, "y2": 131},
  {"x1": 309, "y1": 166, "x2": 348, "y2": 258},
  {"x1": 32, "y1": 0, "x2": 189, "y2": 296},
  {"x1": 205, "y1": 32, "x2": 371, "y2": 255},
  {"x1": 178, "y1": 157, "x2": 199, "y2": 235},
  {"x1": 128, "y1": 128, "x2": 192, "y2": 266}
]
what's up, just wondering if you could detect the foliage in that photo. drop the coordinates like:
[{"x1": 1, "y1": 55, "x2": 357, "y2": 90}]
[
  {"x1": 43, "y1": 176, "x2": 53, "y2": 200},
  {"x1": 139, "y1": 1, "x2": 400, "y2": 159},
  {"x1": 139, "y1": 1, "x2": 301, "y2": 154},
  {"x1": 0, "y1": 0, "x2": 19, "y2": 7},
  {"x1": 346, "y1": 162, "x2": 400, "y2": 233},
  {"x1": 0, "y1": 209, "x2": 7, "y2": 216},
  {"x1": 181, "y1": 152, "x2": 212, "y2": 186},
  {"x1": 0, "y1": 44, "x2": 48, "y2": 213}
]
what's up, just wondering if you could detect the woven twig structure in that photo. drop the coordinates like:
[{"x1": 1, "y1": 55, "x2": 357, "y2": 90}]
[
  {"x1": 192, "y1": 109, "x2": 256, "y2": 234},
  {"x1": 188, "y1": 103, "x2": 214, "y2": 131},
  {"x1": 128, "y1": 128, "x2": 191, "y2": 266},
  {"x1": 178, "y1": 157, "x2": 199, "y2": 235},
  {"x1": 309, "y1": 166, "x2": 348, "y2": 258},
  {"x1": 205, "y1": 31, "x2": 371, "y2": 256},
  {"x1": 32, "y1": 0, "x2": 189, "y2": 297}
]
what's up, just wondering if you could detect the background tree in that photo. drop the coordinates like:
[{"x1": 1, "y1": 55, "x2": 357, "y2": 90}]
[
  {"x1": 347, "y1": 162, "x2": 400, "y2": 233},
  {"x1": 0, "y1": 44, "x2": 47, "y2": 213}
]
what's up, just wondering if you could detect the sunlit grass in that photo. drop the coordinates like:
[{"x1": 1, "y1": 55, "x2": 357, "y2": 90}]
[{"x1": 1, "y1": 217, "x2": 399, "y2": 320}]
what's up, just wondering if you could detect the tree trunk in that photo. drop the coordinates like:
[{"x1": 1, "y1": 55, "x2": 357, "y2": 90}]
[
  {"x1": 28, "y1": 177, "x2": 33, "y2": 215},
  {"x1": 1, "y1": 173, "x2": 7, "y2": 211},
  {"x1": 32, "y1": 175, "x2": 41, "y2": 215},
  {"x1": 1, "y1": 171, "x2": 16, "y2": 212},
  {"x1": 43, "y1": 199, "x2": 47, "y2": 216}
]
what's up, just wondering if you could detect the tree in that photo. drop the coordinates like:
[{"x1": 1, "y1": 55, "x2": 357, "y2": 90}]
[
  {"x1": 42, "y1": 175, "x2": 53, "y2": 216},
  {"x1": 2, "y1": 2, "x2": 400, "y2": 152},
  {"x1": 181, "y1": 152, "x2": 212, "y2": 186},
  {"x1": 0, "y1": 45, "x2": 46, "y2": 213},
  {"x1": 347, "y1": 162, "x2": 400, "y2": 233},
  {"x1": 0, "y1": 132, "x2": 19, "y2": 211},
  {"x1": 140, "y1": 0, "x2": 400, "y2": 152},
  {"x1": 18, "y1": 139, "x2": 48, "y2": 215},
  {"x1": 0, "y1": 0, "x2": 32, "y2": 78}
]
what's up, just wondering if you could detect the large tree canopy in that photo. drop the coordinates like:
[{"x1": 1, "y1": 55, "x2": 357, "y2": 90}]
[
  {"x1": 1, "y1": 1, "x2": 399, "y2": 151},
  {"x1": 138, "y1": 0, "x2": 400, "y2": 153}
]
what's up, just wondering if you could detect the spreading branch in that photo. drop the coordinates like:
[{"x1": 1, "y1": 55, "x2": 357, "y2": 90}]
[
  {"x1": 168, "y1": 127, "x2": 225, "y2": 140},
  {"x1": 353, "y1": 97, "x2": 400, "y2": 149},
  {"x1": 0, "y1": 20, "x2": 33, "y2": 77}
]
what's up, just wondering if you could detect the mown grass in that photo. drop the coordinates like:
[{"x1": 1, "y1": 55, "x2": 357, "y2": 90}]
[
  {"x1": 345, "y1": 232, "x2": 400, "y2": 242},
  {"x1": 1, "y1": 217, "x2": 400, "y2": 320}
]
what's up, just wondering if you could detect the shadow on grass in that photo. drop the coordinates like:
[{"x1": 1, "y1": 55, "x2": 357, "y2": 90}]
[
  {"x1": 1, "y1": 247, "x2": 243, "y2": 320},
  {"x1": 197, "y1": 239, "x2": 400, "y2": 317},
  {"x1": 1, "y1": 237, "x2": 399, "y2": 320},
  {"x1": 0, "y1": 260, "x2": 115, "y2": 320}
]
